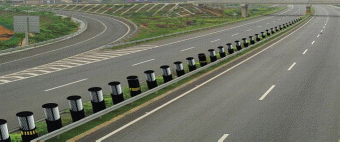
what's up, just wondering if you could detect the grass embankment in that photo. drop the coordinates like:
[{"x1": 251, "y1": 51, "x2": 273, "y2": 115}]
[
  {"x1": 8, "y1": 9, "x2": 312, "y2": 142},
  {"x1": 122, "y1": 5, "x2": 282, "y2": 41},
  {"x1": 0, "y1": 5, "x2": 79, "y2": 50}
]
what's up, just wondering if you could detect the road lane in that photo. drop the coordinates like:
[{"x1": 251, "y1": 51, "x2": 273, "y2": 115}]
[
  {"x1": 76, "y1": 5, "x2": 339, "y2": 142},
  {"x1": 0, "y1": 5, "x2": 305, "y2": 130}
]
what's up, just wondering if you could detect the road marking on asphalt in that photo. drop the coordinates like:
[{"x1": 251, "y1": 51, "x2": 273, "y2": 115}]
[
  {"x1": 211, "y1": 39, "x2": 220, "y2": 42},
  {"x1": 311, "y1": 41, "x2": 315, "y2": 44},
  {"x1": 267, "y1": 23, "x2": 270, "y2": 24},
  {"x1": 246, "y1": 29, "x2": 252, "y2": 32},
  {"x1": 259, "y1": 85, "x2": 275, "y2": 100},
  {"x1": 44, "y1": 78, "x2": 88, "y2": 91},
  {"x1": 323, "y1": 26, "x2": 325, "y2": 28},
  {"x1": 218, "y1": 134, "x2": 229, "y2": 142},
  {"x1": 132, "y1": 59, "x2": 155, "y2": 66},
  {"x1": 317, "y1": 35, "x2": 320, "y2": 37},
  {"x1": 181, "y1": 47, "x2": 195, "y2": 52},
  {"x1": 0, "y1": 46, "x2": 155, "y2": 85},
  {"x1": 96, "y1": 15, "x2": 315, "y2": 141},
  {"x1": 288, "y1": 62, "x2": 296, "y2": 71},
  {"x1": 258, "y1": 26, "x2": 262, "y2": 27},
  {"x1": 231, "y1": 33, "x2": 238, "y2": 37},
  {"x1": 0, "y1": 15, "x2": 109, "y2": 63},
  {"x1": 303, "y1": 49, "x2": 308, "y2": 54},
  {"x1": 320, "y1": 30, "x2": 323, "y2": 33}
]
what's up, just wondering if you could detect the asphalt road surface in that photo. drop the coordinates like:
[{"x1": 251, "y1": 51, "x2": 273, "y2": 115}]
[
  {"x1": 0, "y1": 9, "x2": 133, "y2": 76},
  {"x1": 0, "y1": 5, "x2": 305, "y2": 130},
  {"x1": 79, "y1": 5, "x2": 340, "y2": 142}
]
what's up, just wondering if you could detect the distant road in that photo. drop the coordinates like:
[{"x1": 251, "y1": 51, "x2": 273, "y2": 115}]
[
  {"x1": 80, "y1": 5, "x2": 340, "y2": 142},
  {"x1": 0, "y1": 9, "x2": 133, "y2": 76},
  {"x1": 0, "y1": 5, "x2": 304, "y2": 130}
]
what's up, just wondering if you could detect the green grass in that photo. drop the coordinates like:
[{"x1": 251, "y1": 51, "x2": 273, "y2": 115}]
[
  {"x1": 0, "y1": 6, "x2": 79, "y2": 50},
  {"x1": 8, "y1": 10, "x2": 312, "y2": 142}
]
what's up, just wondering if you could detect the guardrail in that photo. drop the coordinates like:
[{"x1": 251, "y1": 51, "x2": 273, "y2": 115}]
[
  {"x1": 0, "y1": 13, "x2": 87, "y2": 55},
  {"x1": 30, "y1": 15, "x2": 310, "y2": 142}
]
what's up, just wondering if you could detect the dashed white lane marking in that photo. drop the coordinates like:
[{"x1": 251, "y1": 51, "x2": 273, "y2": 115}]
[
  {"x1": 320, "y1": 30, "x2": 323, "y2": 33},
  {"x1": 303, "y1": 49, "x2": 308, "y2": 54},
  {"x1": 97, "y1": 14, "x2": 315, "y2": 141},
  {"x1": 288, "y1": 62, "x2": 296, "y2": 71},
  {"x1": 231, "y1": 33, "x2": 238, "y2": 37},
  {"x1": 246, "y1": 29, "x2": 252, "y2": 32},
  {"x1": 181, "y1": 47, "x2": 195, "y2": 52},
  {"x1": 259, "y1": 85, "x2": 275, "y2": 100},
  {"x1": 44, "y1": 78, "x2": 88, "y2": 91},
  {"x1": 317, "y1": 35, "x2": 320, "y2": 37},
  {"x1": 218, "y1": 134, "x2": 230, "y2": 142},
  {"x1": 132, "y1": 58, "x2": 155, "y2": 66},
  {"x1": 323, "y1": 26, "x2": 325, "y2": 28},
  {"x1": 311, "y1": 41, "x2": 315, "y2": 44},
  {"x1": 0, "y1": 46, "x2": 155, "y2": 85},
  {"x1": 211, "y1": 39, "x2": 220, "y2": 42}
]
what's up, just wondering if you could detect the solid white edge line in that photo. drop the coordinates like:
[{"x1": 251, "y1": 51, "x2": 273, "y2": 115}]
[
  {"x1": 302, "y1": 49, "x2": 308, "y2": 54},
  {"x1": 259, "y1": 85, "x2": 276, "y2": 100},
  {"x1": 218, "y1": 134, "x2": 230, "y2": 142},
  {"x1": 96, "y1": 14, "x2": 315, "y2": 142},
  {"x1": 181, "y1": 47, "x2": 195, "y2": 52},
  {"x1": 131, "y1": 59, "x2": 155, "y2": 66},
  {"x1": 311, "y1": 41, "x2": 315, "y2": 44},
  {"x1": 44, "y1": 78, "x2": 88, "y2": 91},
  {"x1": 288, "y1": 62, "x2": 296, "y2": 71}
]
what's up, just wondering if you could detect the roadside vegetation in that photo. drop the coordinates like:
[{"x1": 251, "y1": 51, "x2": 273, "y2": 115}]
[
  {"x1": 42, "y1": 3, "x2": 283, "y2": 43},
  {"x1": 8, "y1": 7, "x2": 313, "y2": 141},
  {"x1": 0, "y1": 4, "x2": 79, "y2": 50}
]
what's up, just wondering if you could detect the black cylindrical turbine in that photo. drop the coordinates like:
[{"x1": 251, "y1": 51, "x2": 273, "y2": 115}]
[
  {"x1": 174, "y1": 61, "x2": 185, "y2": 77},
  {"x1": 16, "y1": 111, "x2": 38, "y2": 142},
  {"x1": 217, "y1": 46, "x2": 226, "y2": 58},
  {"x1": 88, "y1": 87, "x2": 106, "y2": 113},
  {"x1": 0, "y1": 119, "x2": 10, "y2": 142},
  {"x1": 160, "y1": 65, "x2": 173, "y2": 83},
  {"x1": 186, "y1": 57, "x2": 196, "y2": 72},
  {"x1": 208, "y1": 49, "x2": 217, "y2": 62},
  {"x1": 67, "y1": 95, "x2": 85, "y2": 122},
  {"x1": 109, "y1": 82, "x2": 125, "y2": 104},
  {"x1": 42, "y1": 103, "x2": 62, "y2": 133},
  {"x1": 127, "y1": 76, "x2": 141, "y2": 97}
]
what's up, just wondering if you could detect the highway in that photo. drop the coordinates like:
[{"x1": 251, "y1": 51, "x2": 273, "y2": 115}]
[
  {"x1": 0, "y1": 9, "x2": 133, "y2": 76},
  {"x1": 78, "y1": 5, "x2": 340, "y2": 142},
  {"x1": 0, "y1": 5, "x2": 304, "y2": 130}
]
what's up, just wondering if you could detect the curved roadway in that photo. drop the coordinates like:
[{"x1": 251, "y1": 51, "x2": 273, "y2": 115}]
[
  {"x1": 0, "y1": 10, "x2": 133, "y2": 76},
  {"x1": 0, "y1": 5, "x2": 304, "y2": 130}
]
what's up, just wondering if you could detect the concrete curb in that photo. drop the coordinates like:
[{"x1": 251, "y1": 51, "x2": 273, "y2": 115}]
[
  {"x1": 0, "y1": 12, "x2": 88, "y2": 56},
  {"x1": 67, "y1": 11, "x2": 314, "y2": 142}
]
